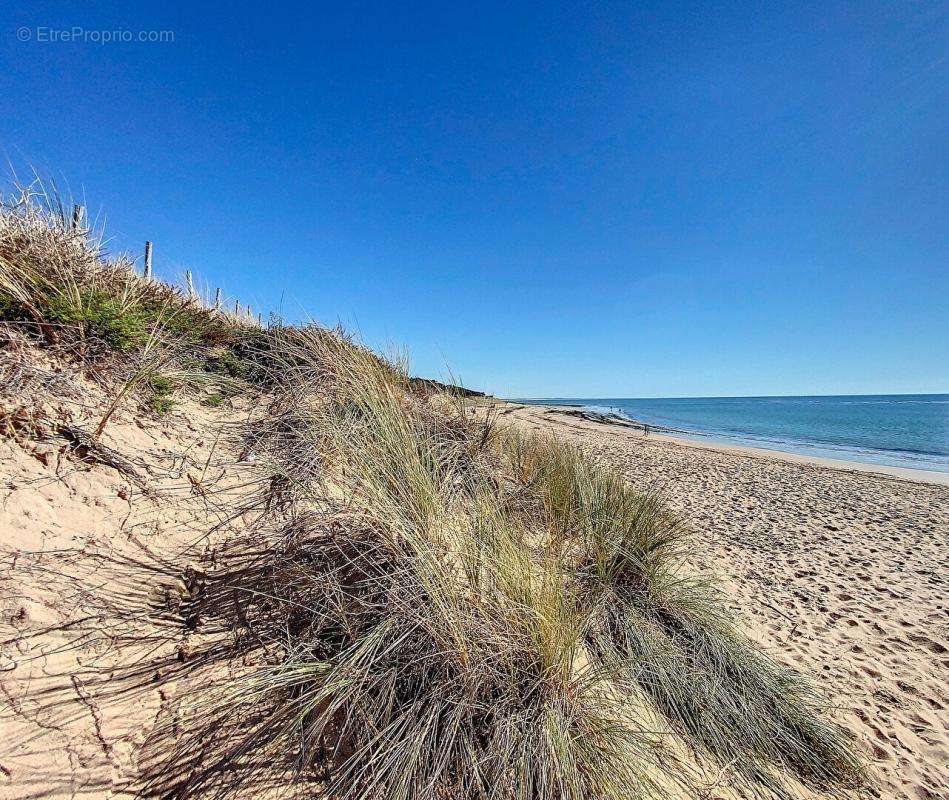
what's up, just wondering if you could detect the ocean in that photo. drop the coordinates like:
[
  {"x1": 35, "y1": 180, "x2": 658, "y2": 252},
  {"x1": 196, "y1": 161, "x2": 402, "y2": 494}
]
[{"x1": 517, "y1": 394, "x2": 949, "y2": 473}]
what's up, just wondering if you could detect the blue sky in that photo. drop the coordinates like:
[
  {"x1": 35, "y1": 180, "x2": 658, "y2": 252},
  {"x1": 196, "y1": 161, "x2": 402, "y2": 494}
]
[{"x1": 2, "y1": 1, "x2": 946, "y2": 397}]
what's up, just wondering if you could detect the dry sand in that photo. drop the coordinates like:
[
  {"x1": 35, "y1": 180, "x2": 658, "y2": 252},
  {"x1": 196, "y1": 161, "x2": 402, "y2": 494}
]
[
  {"x1": 2, "y1": 356, "x2": 946, "y2": 799},
  {"x1": 498, "y1": 402, "x2": 949, "y2": 800},
  {"x1": 0, "y1": 343, "x2": 258, "y2": 799}
]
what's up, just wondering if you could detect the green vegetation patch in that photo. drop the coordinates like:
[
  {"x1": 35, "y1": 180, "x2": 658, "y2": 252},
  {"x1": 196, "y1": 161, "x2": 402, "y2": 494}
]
[
  {"x1": 45, "y1": 290, "x2": 151, "y2": 351},
  {"x1": 146, "y1": 373, "x2": 176, "y2": 415}
]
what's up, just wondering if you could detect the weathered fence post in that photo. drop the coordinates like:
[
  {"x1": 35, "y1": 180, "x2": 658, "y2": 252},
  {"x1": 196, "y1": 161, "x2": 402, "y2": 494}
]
[
  {"x1": 143, "y1": 242, "x2": 153, "y2": 280},
  {"x1": 235, "y1": 299, "x2": 241, "y2": 315},
  {"x1": 214, "y1": 287, "x2": 222, "y2": 311},
  {"x1": 71, "y1": 204, "x2": 84, "y2": 231},
  {"x1": 185, "y1": 270, "x2": 196, "y2": 300}
]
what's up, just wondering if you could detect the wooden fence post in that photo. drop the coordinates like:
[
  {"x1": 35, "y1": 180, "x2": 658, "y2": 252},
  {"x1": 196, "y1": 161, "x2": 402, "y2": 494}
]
[
  {"x1": 185, "y1": 270, "x2": 196, "y2": 299},
  {"x1": 143, "y1": 242, "x2": 153, "y2": 280},
  {"x1": 214, "y1": 287, "x2": 222, "y2": 311},
  {"x1": 235, "y1": 299, "x2": 240, "y2": 315},
  {"x1": 71, "y1": 204, "x2": 84, "y2": 231}
]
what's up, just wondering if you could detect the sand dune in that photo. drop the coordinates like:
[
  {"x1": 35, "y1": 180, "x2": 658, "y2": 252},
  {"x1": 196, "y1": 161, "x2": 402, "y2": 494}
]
[{"x1": 3, "y1": 378, "x2": 946, "y2": 799}]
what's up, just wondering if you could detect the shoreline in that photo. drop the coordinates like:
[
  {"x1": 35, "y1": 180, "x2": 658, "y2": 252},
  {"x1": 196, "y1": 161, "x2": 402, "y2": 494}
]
[
  {"x1": 649, "y1": 429, "x2": 949, "y2": 486},
  {"x1": 503, "y1": 401, "x2": 949, "y2": 487},
  {"x1": 490, "y1": 398, "x2": 949, "y2": 800}
]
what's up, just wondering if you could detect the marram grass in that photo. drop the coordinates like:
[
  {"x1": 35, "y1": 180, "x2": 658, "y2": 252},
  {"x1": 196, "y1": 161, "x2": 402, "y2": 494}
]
[{"x1": 0, "y1": 179, "x2": 867, "y2": 799}]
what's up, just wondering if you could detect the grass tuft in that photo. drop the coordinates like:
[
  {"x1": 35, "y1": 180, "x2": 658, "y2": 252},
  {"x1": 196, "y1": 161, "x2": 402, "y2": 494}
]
[
  {"x1": 1, "y1": 175, "x2": 867, "y2": 799},
  {"x1": 146, "y1": 373, "x2": 176, "y2": 415}
]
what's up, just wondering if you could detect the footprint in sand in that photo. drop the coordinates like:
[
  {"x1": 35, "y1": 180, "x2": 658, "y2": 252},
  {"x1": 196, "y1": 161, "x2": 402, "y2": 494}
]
[{"x1": 908, "y1": 634, "x2": 948, "y2": 655}]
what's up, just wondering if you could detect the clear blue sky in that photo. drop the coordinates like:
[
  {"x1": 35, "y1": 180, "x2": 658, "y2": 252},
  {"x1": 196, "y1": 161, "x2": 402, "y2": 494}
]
[{"x1": 2, "y1": 1, "x2": 946, "y2": 397}]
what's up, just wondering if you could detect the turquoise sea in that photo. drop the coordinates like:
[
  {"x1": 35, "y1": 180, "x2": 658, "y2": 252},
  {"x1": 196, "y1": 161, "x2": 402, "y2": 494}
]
[{"x1": 518, "y1": 394, "x2": 949, "y2": 473}]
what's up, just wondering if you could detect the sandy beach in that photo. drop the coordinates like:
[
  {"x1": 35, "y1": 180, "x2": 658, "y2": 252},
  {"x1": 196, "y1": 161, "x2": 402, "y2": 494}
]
[
  {"x1": 0, "y1": 338, "x2": 949, "y2": 800},
  {"x1": 496, "y1": 401, "x2": 949, "y2": 800},
  {"x1": 5, "y1": 5, "x2": 945, "y2": 798},
  {"x1": 2, "y1": 366, "x2": 946, "y2": 799}
]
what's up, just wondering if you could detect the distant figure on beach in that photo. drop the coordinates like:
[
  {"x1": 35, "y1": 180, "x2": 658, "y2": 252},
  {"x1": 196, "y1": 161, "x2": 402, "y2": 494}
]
[{"x1": 643, "y1": 423, "x2": 649, "y2": 437}]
